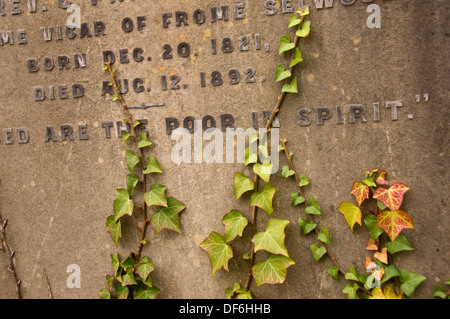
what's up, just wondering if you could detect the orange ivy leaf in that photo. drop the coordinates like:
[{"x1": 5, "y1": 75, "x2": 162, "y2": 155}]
[
  {"x1": 376, "y1": 170, "x2": 389, "y2": 185},
  {"x1": 338, "y1": 202, "x2": 362, "y2": 231},
  {"x1": 365, "y1": 257, "x2": 375, "y2": 270},
  {"x1": 373, "y1": 183, "x2": 410, "y2": 211},
  {"x1": 366, "y1": 238, "x2": 379, "y2": 251},
  {"x1": 365, "y1": 168, "x2": 378, "y2": 175},
  {"x1": 376, "y1": 210, "x2": 414, "y2": 241},
  {"x1": 374, "y1": 247, "x2": 388, "y2": 264},
  {"x1": 351, "y1": 182, "x2": 369, "y2": 206}
]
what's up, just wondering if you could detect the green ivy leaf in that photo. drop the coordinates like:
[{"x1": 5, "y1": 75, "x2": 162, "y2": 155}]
[
  {"x1": 113, "y1": 189, "x2": 134, "y2": 222},
  {"x1": 122, "y1": 268, "x2": 138, "y2": 286},
  {"x1": 253, "y1": 161, "x2": 273, "y2": 183},
  {"x1": 290, "y1": 48, "x2": 303, "y2": 68},
  {"x1": 106, "y1": 215, "x2": 122, "y2": 247},
  {"x1": 305, "y1": 197, "x2": 323, "y2": 215},
  {"x1": 138, "y1": 133, "x2": 152, "y2": 149},
  {"x1": 244, "y1": 147, "x2": 258, "y2": 165},
  {"x1": 288, "y1": 14, "x2": 301, "y2": 28},
  {"x1": 133, "y1": 286, "x2": 161, "y2": 299},
  {"x1": 98, "y1": 289, "x2": 111, "y2": 299},
  {"x1": 115, "y1": 283, "x2": 129, "y2": 299},
  {"x1": 150, "y1": 197, "x2": 185, "y2": 234},
  {"x1": 364, "y1": 214, "x2": 384, "y2": 240},
  {"x1": 433, "y1": 285, "x2": 447, "y2": 299},
  {"x1": 296, "y1": 20, "x2": 311, "y2": 37},
  {"x1": 345, "y1": 266, "x2": 361, "y2": 282},
  {"x1": 250, "y1": 184, "x2": 276, "y2": 214},
  {"x1": 398, "y1": 269, "x2": 426, "y2": 297},
  {"x1": 279, "y1": 35, "x2": 295, "y2": 54},
  {"x1": 222, "y1": 210, "x2": 248, "y2": 243},
  {"x1": 200, "y1": 232, "x2": 233, "y2": 276},
  {"x1": 318, "y1": 227, "x2": 331, "y2": 245},
  {"x1": 380, "y1": 265, "x2": 400, "y2": 285},
  {"x1": 112, "y1": 94, "x2": 119, "y2": 102},
  {"x1": 143, "y1": 157, "x2": 163, "y2": 174},
  {"x1": 122, "y1": 131, "x2": 131, "y2": 143},
  {"x1": 275, "y1": 65, "x2": 292, "y2": 82},
  {"x1": 125, "y1": 150, "x2": 140, "y2": 173},
  {"x1": 385, "y1": 234, "x2": 414, "y2": 255},
  {"x1": 252, "y1": 254, "x2": 295, "y2": 287},
  {"x1": 111, "y1": 253, "x2": 120, "y2": 277},
  {"x1": 291, "y1": 192, "x2": 305, "y2": 207},
  {"x1": 282, "y1": 165, "x2": 295, "y2": 178},
  {"x1": 282, "y1": 76, "x2": 298, "y2": 93},
  {"x1": 225, "y1": 282, "x2": 251, "y2": 299},
  {"x1": 327, "y1": 266, "x2": 340, "y2": 280},
  {"x1": 342, "y1": 283, "x2": 359, "y2": 299},
  {"x1": 310, "y1": 244, "x2": 327, "y2": 261},
  {"x1": 126, "y1": 174, "x2": 139, "y2": 196},
  {"x1": 234, "y1": 172, "x2": 254, "y2": 199},
  {"x1": 298, "y1": 217, "x2": 316, "y2": 235},
  {"x1": 133, "y1": 120, "x2": 140, "y2": 127},
  {"x1": 299, "y1": 174, "x2": 310, "y2": 187},
  {"x1": 135, "y1": 256, "x2": 155, "y2": 282},
  {"x1": 144, "y1": 184, "x2": 168, "y2": 208},
  {"x1": 252, "y1": 219, "x2": 290, "y2": 257}
]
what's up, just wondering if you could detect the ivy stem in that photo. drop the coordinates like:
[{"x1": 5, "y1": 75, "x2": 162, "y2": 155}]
[
  {"x1": 0, "y1": 211, "x2": 22, "y2": 299},
  {"x1": 243, "y1": 17, "x2": 306, "y2": 292},
  {"x1": 105, "y1": 62, "x2": 148, "y2": 262},
  {"x1": 281, "y1": 140, "x2": 372, "y2": 296}
]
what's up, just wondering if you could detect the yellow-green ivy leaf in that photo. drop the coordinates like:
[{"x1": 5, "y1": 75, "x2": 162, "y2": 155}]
[
  {"x1": 298, "y1": 217, "x2": 316, "y2": 235},
  {"x1": 279, "y1": 35, "x2": 295, "y2": 54},
  {"x1": 150, "y1": 197, "x2": 185, "y2": 234},
  {"x1": 113, "y1": 189, "x2": 134, "y2": 222},
  {"x1": 288, "y1": 14, "x2": 301, "y2": 28},
  {"x1": 252, "y1": 219, "x2": 290, "y2": 257},
  {"x1": 138, "y1": 133, "x2": 152, "y2": 148},
  {"x1": 125, "y1": 150, "x2": 140, "y2": 173},
  {"x1": 144, "y1": 184, "x2": 168, "y2": 208},
  {"x1": 296, "y1": 20, "x2": 311, "y2": 37},
  {"x1": 200, "y1": 232, "x2": 233, "y2": 276},
  {"x1": 143, "y1": 157, "x2": 163, "y2": 174},
  {"x1": 252, "y1": 254, "x2": 295, "y2": 287},
  {"x1": 290, "y1": 48, "x2": 303, "y2": 68},
  {"x1": 222, "y1": 210, "x2": 248, "y2": 243},
  {"x1": 282, "y1": 76, "x2": 298, "y2": 93},
  {"x1": 318, "y1": 227, "x2": 331, "y2": 245},
  {"x1": 234, "y1": 172, "x2": 254, "y2": 199},
  {"x1": 126, "y1": 174, "x2": 139, "y2": 196},
  {"x1": 310, "y1": 244, "x2": 327, "y2": 261},
  {"x1": 133, "y1": 286, "x2": 160, "y2": 299},
  {"x1": 338, "y1": 201, "x2": 362, "y2": 231},
  {"x1": 299, "y1": 174, "x2": 310, "y2": 187},
  {"x1": 305, "y1": 197, "x2": 323, "y2": 215},
  {"x1": 253, "y1": 161, "x2": 273, "y2": 183},
  {"x1": 135, "y1": 256, "x2": 155, "y2": 282},
  {"x1": 275, "y1": 65, "x2": 292, "y2": 82},
  {"x1": 291, "y1": 192, "x2": 305, "y2": 207},
  {"x1": 282, "y1": 165, "x2": 295, "y2": 179},
  {"x1": 106, "y1": 215, "x2": 122, "y2": 247},
  {"x1": 250, "y1": 184, "x2": 276, "y2": 214}
]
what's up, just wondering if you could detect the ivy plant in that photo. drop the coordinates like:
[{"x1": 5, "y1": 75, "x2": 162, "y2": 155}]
[
  {"x1": 99, "y1": 62, "x2": 185, "y2": 299},
  {"x1": 200, "y1": 8, "x2": 311, "y2": 299}
]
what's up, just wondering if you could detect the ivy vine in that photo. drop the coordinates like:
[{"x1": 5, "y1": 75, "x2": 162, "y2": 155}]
[{"x1": 99, "y1": 62, "x2": 186, "y2": 299}]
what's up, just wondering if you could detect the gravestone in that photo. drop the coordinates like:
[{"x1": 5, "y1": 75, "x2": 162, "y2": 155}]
[{"x1": 0, "y1": 0, "x2": 448, "y2": 300}]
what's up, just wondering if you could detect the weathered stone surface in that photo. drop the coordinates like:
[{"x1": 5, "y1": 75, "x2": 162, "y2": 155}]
[{"x1": 0, "y1": 0, "x2": 448, "y2": 299}]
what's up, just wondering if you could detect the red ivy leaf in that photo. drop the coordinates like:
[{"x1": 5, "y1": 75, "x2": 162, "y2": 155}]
[
  {"x1": 373, "y1": 182, "x2": 410, "y2": 211},
  {"x1": 376, "y1": 210, "x2": 414, "y2": 241},
  {"x1": 376, "y1": 171, "x2": 389, "y2": 186},
  {"x1": 351, "y1": 182, "x2": 370, "y2": 206}
]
